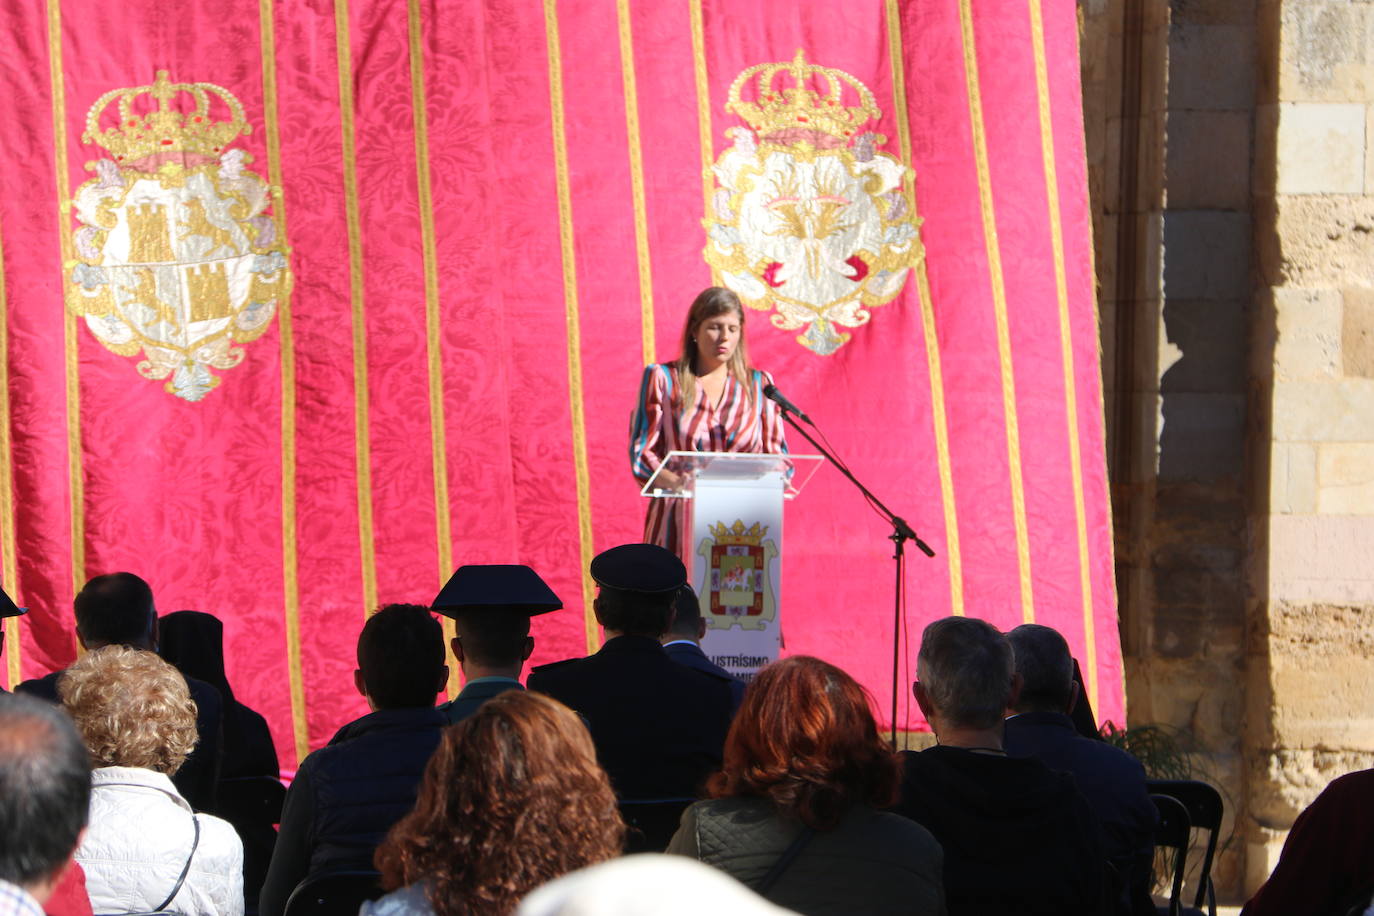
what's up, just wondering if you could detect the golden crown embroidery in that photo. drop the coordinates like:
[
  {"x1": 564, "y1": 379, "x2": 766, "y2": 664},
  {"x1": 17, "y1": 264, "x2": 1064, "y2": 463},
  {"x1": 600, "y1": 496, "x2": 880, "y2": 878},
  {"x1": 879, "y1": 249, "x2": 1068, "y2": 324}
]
[{"x1": 66, "y1": 71, "x2": 292, "y2": 401}]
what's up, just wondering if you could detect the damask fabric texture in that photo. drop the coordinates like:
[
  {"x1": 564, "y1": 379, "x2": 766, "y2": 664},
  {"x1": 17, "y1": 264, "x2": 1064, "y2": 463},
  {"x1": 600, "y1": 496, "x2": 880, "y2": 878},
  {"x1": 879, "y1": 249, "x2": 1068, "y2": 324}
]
[
  {"x1": 667, "y1": 797, "x2": 946, "y2": 916},
  {"x1": 629, "y1": 364, "x2": 787, "y2": 557},
  {"x1": 0, "y1": 0, "x2": 1121, "y2": 763},
  {"x1": 76, "y1": 766, "x2": 244, "y2": 916}
]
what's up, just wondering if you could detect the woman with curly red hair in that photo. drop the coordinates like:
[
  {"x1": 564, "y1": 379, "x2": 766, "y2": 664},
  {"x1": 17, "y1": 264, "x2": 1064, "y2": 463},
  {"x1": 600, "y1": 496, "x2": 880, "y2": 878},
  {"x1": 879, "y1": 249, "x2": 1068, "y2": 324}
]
[
  {"x1": 668, "y1": 656, "x2": 946, "y2": 915},
  {"x1": 364, "y1": 690, "x2": 625, "y2": 916}
]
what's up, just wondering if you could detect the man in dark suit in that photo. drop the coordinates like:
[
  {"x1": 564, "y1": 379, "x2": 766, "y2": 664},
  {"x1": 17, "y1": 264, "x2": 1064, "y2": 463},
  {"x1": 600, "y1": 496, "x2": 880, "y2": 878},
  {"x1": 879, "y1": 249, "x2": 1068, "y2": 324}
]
[
  {"x1": 434, "y1": 564, "x2": 562, "y2": 725},
  {"x1": 16, "y1": 572, "x2": 224, "y2": 813},
  {"x1": 661, "y1": 584, "x2": 745, "y2": 713},
  {"x1": 527, "y1": 544, "x2": 733, "y2": 800},
  {"x1": 0, "y1": 586, "x2": 23, "y2": 692},
  {"x1": 1004, "y1": 624, "x2": 1157, "y2": 916}
]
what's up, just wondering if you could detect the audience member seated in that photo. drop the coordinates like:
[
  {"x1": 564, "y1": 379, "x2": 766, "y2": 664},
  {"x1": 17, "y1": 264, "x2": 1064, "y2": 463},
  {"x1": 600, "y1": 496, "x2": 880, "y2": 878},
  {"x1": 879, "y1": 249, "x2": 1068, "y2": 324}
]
[
  {"x1": 1241, "y1": 766, "x2": 1374, "y2": 916},
  {"x1": 18, "y1": 572, "x2": 225, "y2": 813},
  {"x1": 60, "y1": 646, "x2": 244, "y2": 916},
  {"x1": 893, "y1": 616, "x2": 1105, "y2": 916},
  {"x1": 161, "y1": 610, "x2": 282, "y2": 915},
  {"x1": 518, "y1": 855, "x2": 798, "y2": 916},
  {"x1": 660, "y1": 585, "x2": 745, "y2": 713},
  {"x1": 0, "y1": 587, "x2": 25, "y2": 695},
  {"x1": 668, "y1": 656, "x2": 945, "y2": 916},
  {"x1": 527, "y1": 544, "x2": 733, "y2": 800},
  {"x1": 1004, "y1": 624, "x2": 1157, "y2": 916},
  {"x1": 258, "y1": 604, "x2": 448, "y2": 916},
  {"x1": 431, "y1": 564, "x2": 562, "y2": 725},
  {"x1": 365, "y1": 690, "x2": 624, "y2": 916},
  {"x1": 0, "y1": 692, "x2": 92, "y2": 916}
]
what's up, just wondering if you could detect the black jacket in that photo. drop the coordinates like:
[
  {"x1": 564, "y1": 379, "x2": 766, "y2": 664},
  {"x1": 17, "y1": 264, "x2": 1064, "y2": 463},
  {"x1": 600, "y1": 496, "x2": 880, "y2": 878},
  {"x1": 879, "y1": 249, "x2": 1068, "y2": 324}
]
[
  {"x1": 257, "y1": 706, "x2": 446, "y2": 916},
  {"x1": 527, "y1": 635, "x2": 733, "y2": 800},
  {"x1": 892, "y1": 745, "x2": 1106, "y2": 916}
]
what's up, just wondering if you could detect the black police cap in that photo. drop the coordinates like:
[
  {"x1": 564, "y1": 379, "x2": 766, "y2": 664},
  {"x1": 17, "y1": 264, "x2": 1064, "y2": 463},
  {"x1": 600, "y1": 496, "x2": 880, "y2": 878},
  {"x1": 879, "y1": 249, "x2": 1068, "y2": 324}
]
[
  {"x1": 432, "y1": 565, "x2": 562, "y2": 619},
  {"x1": 590, "y1": 543, "x2": 686, "y2": 595},
  {"x1": 0, "y1": 586, "x2": 23, "y2": 619}
]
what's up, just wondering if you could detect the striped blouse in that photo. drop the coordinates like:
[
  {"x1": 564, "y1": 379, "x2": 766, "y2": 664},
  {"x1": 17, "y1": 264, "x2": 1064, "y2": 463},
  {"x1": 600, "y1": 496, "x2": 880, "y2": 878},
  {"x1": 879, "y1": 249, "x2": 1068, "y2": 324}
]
[{"x1": 628, "y1": 363, "x2": 788, "y2": 558}]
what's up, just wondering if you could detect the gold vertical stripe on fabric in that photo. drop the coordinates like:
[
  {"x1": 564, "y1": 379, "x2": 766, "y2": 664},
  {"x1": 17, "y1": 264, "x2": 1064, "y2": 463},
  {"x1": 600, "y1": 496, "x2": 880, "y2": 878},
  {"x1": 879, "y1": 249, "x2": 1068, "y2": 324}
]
[
  {"x1": 0, "y1": 215, "x2": 18, "y2": 687},
  {"x1": 958, "y1": 0, "x2": 1035, "y2": 622},
  {"x1": 335, "y1": 0, "x2": 379, "y2": 623},
  {"x1": 46, "y1": 0, "x2": 85, "y2": 608},
  {"x1": 406, "y1": 0, "x2": 459, "y2": 698},
  {"x1": 259, "y1": 0, "x2": 308, "y2": 764},
  {"x1": 616, "y1": 0, "x2": 655, "y2": 365},
  {"x1": 1029, "y1": 0, "x2": 1098, "y2": 710},
  {"x1": 543, "y1": 0, "x2": 598, "y2": 655},
  {"x1": 884, "y1": 0, "x2": 964, "y2": 615},
  {"x1": 689, "y1": 0, "x2": 718, "y2": 284}
]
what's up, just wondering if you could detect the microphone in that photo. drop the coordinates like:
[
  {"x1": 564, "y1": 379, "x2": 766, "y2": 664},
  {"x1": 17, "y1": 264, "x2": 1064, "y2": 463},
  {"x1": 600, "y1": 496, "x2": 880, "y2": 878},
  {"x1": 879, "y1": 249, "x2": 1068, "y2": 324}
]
[{"x1": 763, "y1": 384, "x2": 814, "y2": 426}]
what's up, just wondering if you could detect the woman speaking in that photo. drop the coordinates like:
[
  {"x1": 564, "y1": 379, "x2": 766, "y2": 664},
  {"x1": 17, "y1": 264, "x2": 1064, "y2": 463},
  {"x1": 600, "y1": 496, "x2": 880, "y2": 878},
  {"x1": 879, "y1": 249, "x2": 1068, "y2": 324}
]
[{"x1": 629, "y1": 287, "x2": 787, "y2": 559}]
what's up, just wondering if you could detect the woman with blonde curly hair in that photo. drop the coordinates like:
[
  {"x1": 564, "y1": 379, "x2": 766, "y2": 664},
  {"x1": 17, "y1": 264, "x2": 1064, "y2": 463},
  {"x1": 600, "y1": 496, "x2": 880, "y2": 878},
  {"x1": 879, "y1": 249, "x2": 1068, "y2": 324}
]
[
  {"x1": 367, "y1": 690, "x2": 624, "y2": 916},
  {"x1": 60, "y1": 645, "x2": 244, "y2": 916}
]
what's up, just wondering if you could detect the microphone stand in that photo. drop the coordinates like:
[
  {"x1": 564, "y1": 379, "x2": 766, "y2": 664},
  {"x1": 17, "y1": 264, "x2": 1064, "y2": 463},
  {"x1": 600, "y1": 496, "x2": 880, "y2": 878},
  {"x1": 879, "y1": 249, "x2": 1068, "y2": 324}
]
[{"x1": 774, "y1": 408, "x2": 935, "y2": 748}]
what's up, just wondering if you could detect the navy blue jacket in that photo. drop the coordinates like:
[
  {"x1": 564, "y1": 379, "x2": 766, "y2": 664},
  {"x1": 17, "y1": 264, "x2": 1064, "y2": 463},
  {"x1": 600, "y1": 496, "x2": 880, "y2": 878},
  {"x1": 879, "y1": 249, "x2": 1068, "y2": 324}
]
[
  {"x1": 437, "y1": 677, "x2": 523, "y2": 725},
  {"x1": 662, "y1": 640, "x2": 745, "y2": 713},
  {"x1": 257, "y1": 706, "x2": 445, "y2": 916}
]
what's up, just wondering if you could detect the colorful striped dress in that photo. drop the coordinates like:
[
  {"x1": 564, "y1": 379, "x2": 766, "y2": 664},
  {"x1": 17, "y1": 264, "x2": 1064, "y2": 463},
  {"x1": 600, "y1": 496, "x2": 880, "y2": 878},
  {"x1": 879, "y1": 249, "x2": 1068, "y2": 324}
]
[{"x1": 628, "y1": 363, "x2": 788, "y2": 560}]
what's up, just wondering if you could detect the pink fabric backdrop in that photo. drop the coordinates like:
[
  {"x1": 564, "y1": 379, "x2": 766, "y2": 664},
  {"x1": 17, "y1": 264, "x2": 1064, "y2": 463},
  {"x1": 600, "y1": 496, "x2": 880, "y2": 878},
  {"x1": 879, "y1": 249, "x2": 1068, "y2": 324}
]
[{"x1": 0, "y1": 0, "x2": 1120, "y2": 768}]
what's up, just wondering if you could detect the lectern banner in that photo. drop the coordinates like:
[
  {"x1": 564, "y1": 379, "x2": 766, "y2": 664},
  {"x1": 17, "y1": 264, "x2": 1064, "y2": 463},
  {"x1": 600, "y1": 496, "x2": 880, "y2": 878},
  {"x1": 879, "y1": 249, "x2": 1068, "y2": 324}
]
[{"x1": 0, "y1": 0, "x2": 1120, "y2": 764}]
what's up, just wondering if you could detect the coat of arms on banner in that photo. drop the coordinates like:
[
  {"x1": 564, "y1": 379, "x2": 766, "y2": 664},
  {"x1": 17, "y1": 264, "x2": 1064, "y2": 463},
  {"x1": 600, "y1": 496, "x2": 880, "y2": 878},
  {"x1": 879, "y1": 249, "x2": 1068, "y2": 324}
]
[
  {"x1": 703, "y1": 50, "x2": 923, "y2": 356},
  {"x1": 696, "y1": 520, "x2": 778, "y2": 631},
  {"x1": 65, "y1": 71, "x2": 292, "y2": 402}
]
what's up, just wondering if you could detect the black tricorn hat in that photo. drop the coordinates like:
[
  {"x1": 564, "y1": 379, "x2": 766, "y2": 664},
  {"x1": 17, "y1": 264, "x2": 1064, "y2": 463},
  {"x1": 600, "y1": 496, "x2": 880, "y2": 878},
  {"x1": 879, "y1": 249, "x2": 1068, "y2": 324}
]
[
  {"x1": 0, "y1": 586, "x2": 24, "y2": 619},
  {"x1": 590, "y1": 543, "x2": 687, "y2": 595},
  {"x1": 432, "y1": 564, "x2": 562, "y2": 619}
]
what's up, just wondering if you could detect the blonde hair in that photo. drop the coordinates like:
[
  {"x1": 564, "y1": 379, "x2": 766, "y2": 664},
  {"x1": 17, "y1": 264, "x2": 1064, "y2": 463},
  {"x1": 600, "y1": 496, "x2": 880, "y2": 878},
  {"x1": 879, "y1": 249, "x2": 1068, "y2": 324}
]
[
  {"x1": 673, "y1": 287, "x2": 753, "y2": 410},
  {"x1": 59, "y1": 645, "x2": 198, "y2": 774}
]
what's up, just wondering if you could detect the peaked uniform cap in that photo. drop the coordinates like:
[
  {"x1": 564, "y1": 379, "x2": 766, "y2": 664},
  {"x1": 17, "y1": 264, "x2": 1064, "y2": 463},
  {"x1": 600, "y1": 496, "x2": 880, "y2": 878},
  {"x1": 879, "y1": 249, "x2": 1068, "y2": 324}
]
[
  {"x1": 432, "y1": 564, "x2": 562, "y2": 618},
  {"x1": 590, "y1": 544, "x2": 686, "y2": 594},
  {"x1": 0, "y1": 586, "x2": 23, "y2": 619}
]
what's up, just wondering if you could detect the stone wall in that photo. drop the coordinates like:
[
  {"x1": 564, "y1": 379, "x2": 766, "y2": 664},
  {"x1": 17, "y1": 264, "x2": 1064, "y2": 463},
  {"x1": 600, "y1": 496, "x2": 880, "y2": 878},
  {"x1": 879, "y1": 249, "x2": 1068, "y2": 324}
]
[{"x1": 1081, "y1": 0, "x2": 1374, "y2": 901}]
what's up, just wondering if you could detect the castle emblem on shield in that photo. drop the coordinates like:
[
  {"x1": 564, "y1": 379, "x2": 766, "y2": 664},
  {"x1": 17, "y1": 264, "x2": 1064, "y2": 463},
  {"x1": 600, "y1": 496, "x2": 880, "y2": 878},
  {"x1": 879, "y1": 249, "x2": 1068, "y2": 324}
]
[
  {"x1": 704, "y1": 50, "x2": 923, "y2": 356},
  {"x1": 696, "y1": 520, "x2": 779, "y2": 631},
  {"x1": 65, "y1": 71, "x2": 292, "y2": 401}
]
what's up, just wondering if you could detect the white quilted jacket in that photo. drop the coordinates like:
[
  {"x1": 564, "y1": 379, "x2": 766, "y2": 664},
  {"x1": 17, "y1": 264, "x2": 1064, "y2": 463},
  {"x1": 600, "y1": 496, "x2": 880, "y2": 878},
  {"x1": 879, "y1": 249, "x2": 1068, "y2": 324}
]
[{"x1": 75, "y1": 766, "x2": 244, "y2": 916}]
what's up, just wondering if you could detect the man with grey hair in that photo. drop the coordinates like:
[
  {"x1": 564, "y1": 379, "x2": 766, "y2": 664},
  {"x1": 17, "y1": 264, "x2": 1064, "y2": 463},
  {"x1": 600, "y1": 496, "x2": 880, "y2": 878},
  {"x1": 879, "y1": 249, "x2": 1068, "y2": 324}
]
[
  {"x1": 1005, "y1": 624, "x2": 1156, "y2": 916},
  {"x1": 891, "y1": 616, "x2": 1106, "y2": 916},
  {"x1": 0, "y1": 692, "x2": 91, "y2": 915}
]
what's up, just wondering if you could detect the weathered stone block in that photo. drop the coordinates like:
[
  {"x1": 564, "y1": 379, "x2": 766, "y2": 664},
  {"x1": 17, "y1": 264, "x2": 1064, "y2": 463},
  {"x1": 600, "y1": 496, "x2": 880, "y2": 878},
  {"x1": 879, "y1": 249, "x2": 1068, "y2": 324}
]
[
  {"x1": 1166, "y1": 109, "x2": 1253, "y2": 210},
  {"x1": 1317, "y1": 443, "x2": 1374, "y2": 513},
  {"x1": 1169, "y1": 24, "x2": 1257, "y2": 110},
  {"x1": 1268, "y1": 514, "x2": 1374, "y2": 603},
  {"x1": 1275, "y1": 102, "x2": 1366, "y2": 194},
  {"x1": 1276, "y1": 3, "x2": 1374, "y2": 102},
  {"x1": 1342, "y1": 287, "x2": 1374, "y2": 378},
  {"x1": 1272, "y1": 286, "x2": 1343, "y2": 380},
  {"x1": 1263, "y1": 196, "x2": 1374, "y2": 288},
  {"x1": 1271, "y1": 377, "x2": 1374, "y2": 441},
  {"x1": 1159, "y1": 391, "x2": 1246, "y2": 479},
  {"x1": 1270, "y1": 442, "x2": 1317, "y2": 514},
  {"x1": 1162, "y1": 210, "x2": 1251, "y2": 299},
  {"x1": 1162, "y1": 299, "x2": 1247, "y2": 393}
]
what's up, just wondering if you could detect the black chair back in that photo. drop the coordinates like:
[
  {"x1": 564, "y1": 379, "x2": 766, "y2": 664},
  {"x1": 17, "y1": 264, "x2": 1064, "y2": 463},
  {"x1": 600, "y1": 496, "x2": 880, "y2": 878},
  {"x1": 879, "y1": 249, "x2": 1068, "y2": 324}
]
[
  {"x1": 283, "y1": 870, "x2": 385, "y2": 916},
  {"x1": 618, "y1": 798, "x2": 693, "y2": 853},
  {"x1": 1150, "y1": 793, "x2": 1190, "y2": 916},
  {"x1": 1148, "y1": 779, "x2": 1222, "y2": 916}
]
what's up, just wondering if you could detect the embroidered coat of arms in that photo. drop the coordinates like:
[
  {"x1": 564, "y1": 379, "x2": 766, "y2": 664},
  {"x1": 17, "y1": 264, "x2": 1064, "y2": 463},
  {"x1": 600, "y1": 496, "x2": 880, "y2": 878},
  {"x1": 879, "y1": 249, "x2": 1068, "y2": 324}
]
[
  {"x1": 66, "y1": 71, "x2": 292, "y2": 401},
  {"x1": 704, "y1": 50, "x2": 922, "y2": 355}
]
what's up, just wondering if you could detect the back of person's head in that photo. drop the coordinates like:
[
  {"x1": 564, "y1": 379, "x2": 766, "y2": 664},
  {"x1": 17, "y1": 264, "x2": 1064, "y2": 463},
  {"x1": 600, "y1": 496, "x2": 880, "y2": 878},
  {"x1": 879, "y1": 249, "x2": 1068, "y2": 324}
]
[
  {"x1": 375, "y1": 690, "x2": 624, "y2": 916},
  {"x1": 595, "y1": 589, "x2": 674, "y2": 639},
  {"x1": 0, "y1": 693, "x2": 91, "y2": 893},
  {"x1": 709, "y1": 655, "x2": 898, "y2": 831},
  {"x1": 74, "y1": 572, "x2": 155, "y2": 649},
  {"x1": 59, "y1": 644, "x2": 198, "y2": 775},
  {"x1": 454, "y1": 608, "x2": 531, "y2": 668},
  {"x1": 916, "y1": 616, "x2": 1015, "y2": 730},
  {"x1": 665, "y1": 586, "x2": 702, "y2": 640},
  {"x1": 357, "y1": 603, "x2": 445, "y2": 709},
  {"x1": 1006, "y1": 624, "x2": 1074, "y2": 714},
  {"x1": 518, "y1": 854, "x2": 798, "y2": 916}
]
